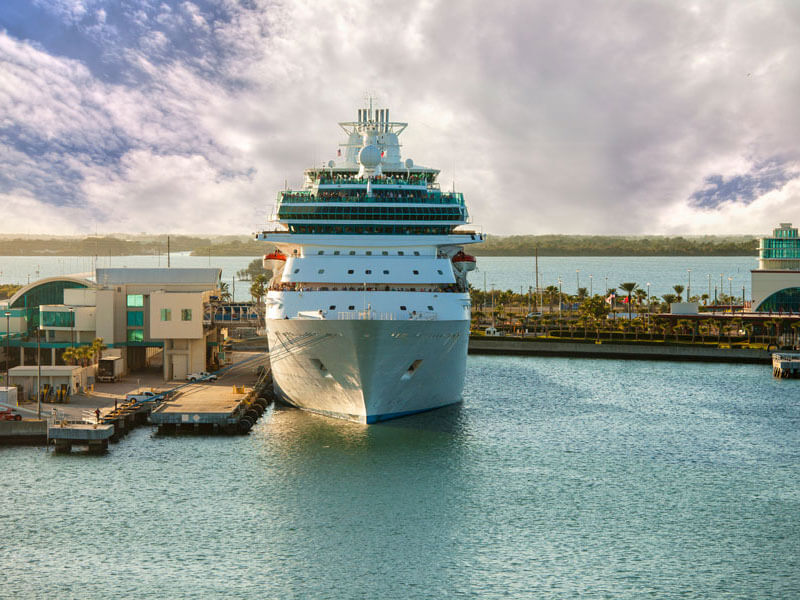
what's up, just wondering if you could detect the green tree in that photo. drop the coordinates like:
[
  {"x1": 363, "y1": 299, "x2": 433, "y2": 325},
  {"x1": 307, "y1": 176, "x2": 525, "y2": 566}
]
[
  {"x1": 61, "y1": 347, "x2": 77, "y2": 365},
  {"x1": 579, "y1": 296, "x2": 611, "y2": 320},
  {"x1": 218, "y1": 281, "x2": 232, "y2": 302},
  {"x1": 250, "y1": 274, "x2": 269, "y2": 303},
  {"x1": 673, "y1": 285, "x2": 685, "y2": 302}
]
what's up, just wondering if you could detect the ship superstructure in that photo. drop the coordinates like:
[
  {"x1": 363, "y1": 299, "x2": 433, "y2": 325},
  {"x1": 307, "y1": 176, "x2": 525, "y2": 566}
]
[{"x1": 257, "y1": 102, "x2": 482, "y2": 423}]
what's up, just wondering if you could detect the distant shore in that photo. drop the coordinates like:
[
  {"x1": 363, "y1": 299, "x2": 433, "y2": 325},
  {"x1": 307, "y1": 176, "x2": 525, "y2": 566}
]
[{"x1": 0, "y1": 234, "x2": 758, "y2": 257}]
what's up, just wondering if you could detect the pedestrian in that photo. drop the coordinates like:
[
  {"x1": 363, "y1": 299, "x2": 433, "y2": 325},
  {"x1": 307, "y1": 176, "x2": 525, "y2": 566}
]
[{"x1": 95, "y1": 408, "x2": 101, "y2": 423}]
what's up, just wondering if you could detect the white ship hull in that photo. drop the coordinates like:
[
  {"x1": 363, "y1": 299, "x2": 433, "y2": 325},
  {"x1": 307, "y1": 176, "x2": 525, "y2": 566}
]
[{"x1": 267, "y1": 317, "x2": 469, "y2": 423}]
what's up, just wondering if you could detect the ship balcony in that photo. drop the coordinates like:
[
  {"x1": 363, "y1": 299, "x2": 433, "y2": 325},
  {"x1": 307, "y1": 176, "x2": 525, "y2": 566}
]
[{"x1": 278, "y1": 190, "x2": 464, "y2": 206}]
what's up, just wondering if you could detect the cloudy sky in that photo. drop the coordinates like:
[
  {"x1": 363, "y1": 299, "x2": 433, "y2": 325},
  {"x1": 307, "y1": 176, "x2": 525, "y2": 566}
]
[{"x1": 1, "y1": 0, "x2": 798, "y2": 236}]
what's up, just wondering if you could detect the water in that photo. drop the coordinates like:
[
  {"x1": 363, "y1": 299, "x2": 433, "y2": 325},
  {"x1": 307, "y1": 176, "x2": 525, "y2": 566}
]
[
  {"x1": 0, "y1": 254, "x2": 756, "y2": 301},
  {"x1": 2, "y1": 355, "x2": 798, "y2": 598}
]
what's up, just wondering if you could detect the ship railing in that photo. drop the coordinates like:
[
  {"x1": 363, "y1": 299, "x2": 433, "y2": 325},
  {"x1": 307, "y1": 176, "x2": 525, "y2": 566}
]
[{"x1": 336, "y1": 311, "x2": 437, "y2": 321}]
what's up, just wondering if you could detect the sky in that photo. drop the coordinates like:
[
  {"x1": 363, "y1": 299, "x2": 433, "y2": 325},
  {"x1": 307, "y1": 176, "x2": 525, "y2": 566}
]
[{"x1": 0, "y1": 0, "x2": 799, "y2": 237}]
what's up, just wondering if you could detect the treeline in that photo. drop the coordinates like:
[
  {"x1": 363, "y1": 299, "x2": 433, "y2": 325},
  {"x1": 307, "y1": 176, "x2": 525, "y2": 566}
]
[
  {"x1": 0, "y1": 234, "x2": 759, "y2": 257},
  {"x1": 473, "y1": 235, "x2": 759, "y2": 256},
  {"x1": 0, "y1": 235, "x2": 264, "y2": 257}
]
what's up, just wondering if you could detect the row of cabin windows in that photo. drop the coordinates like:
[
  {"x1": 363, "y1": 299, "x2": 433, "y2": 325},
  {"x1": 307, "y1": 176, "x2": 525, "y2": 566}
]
[
  {"x1": 327, "y1": 305, "x2": 435, "y2": 311},
  {"x1": 288, "y1": 225, "x2": 452, "y2": 235},
  {"x1": 314, "y1": 250, "x2": 421, "y2": 256},
  {"x1": 294, "y1": 268, "x2": 444, "y2": 276}
]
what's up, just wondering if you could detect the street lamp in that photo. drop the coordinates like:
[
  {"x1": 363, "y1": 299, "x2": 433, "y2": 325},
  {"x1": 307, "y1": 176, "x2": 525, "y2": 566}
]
[
  {"x1": 558, "y1": 278, "x2": 563, "y2": 317},
  {"x1": 646, "y1": 282, "x2": 651, "y2": 314},
  {"x1": 589, "y1": 274, "x2": 593, "y2": 297},
  {"x1": 4, "y1": 311, "x2": 10, "y2": 390},
  {"x1": 69, "y1": 308, "x2": 75, "y2": 347},
  {"x1": 36, "y1": 327, "x2": 41, "y2": 419},
  {"x1": 576, "y1": 269, "x2": 580, "y2": 295},
  {"x1": 687, "y1": 269, "x2": 691, "y2": 301},
  {"x1": 728, "y1": 277, "x2": 733, "y2": 304}
]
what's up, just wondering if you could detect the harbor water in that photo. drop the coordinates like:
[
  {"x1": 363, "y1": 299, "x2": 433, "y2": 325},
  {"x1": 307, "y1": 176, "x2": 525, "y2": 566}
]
[
  {"x1": 2, "y1": 355, "x2": 798, "y2": 598},
  {"x1": 0, "y1": 254, "x2": 756, "y2": 301}
]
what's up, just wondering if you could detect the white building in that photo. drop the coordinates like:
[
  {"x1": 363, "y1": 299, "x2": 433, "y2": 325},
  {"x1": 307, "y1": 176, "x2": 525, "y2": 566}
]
[
  {"x1": 2, "y1": 268, "x2": 222, "y2": 382},
  {"x1": 751, "y1": 223, "x2": 800, "y2": 312}
]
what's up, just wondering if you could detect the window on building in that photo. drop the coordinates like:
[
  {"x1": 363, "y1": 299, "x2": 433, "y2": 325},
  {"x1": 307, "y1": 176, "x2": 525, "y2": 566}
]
[
  {"x1": 160, "y1": 309, "x2": 172, "y2": 321},
  {"x1": 41, "y1": 311, "x2": 75, "y2": 328},
  {"x1": 181, "y1": 309, "x2": 192, "y2": 321},
  {"x1": 127, "y1": 311, "x2": 144, "y2": 327},
  {"x1": 127, "y1": 294, "x2": 144, "y2": 307},
  {"x1": 127, "y1": 329, "x2": 144, "y2": 342}
]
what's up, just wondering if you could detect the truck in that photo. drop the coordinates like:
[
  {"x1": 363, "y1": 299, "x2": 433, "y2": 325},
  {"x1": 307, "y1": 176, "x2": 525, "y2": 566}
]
[
  {"x1": 97, "y1": 357, "x2": 124, "y2": 383},
  {"x1": 125, "y1": 390, "x2": 158, "y2": 402}
]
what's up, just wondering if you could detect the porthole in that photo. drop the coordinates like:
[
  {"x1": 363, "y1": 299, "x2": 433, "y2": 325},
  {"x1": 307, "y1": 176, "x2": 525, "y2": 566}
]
[
  {"x1": 383, "y1": 270, "x2": 389, "y2": 274},
  {"x1": 365, "y1": 270, "x2": 372, "y2": 274},
  {"x1": 400, "y1": 305, "x2": 407, "y2": 310},
  {"x1": 382, "y1": 251, "x2": 388, "y2": 255},
  {"x1": 414, "y1": 251, "x2": 420, "y2": 256},
  {"x1": 348, "y1": 305, "x2": 355, "y2": 310},
  {"x1": 329, "y1": 305, "x2": 336, "y2": 310},
  {"x1": 366, "y1": 251, "x2": 372, "y2": 256},
  {"x1": 318, "y1": 269, "x2": 325, "y2": 274},
  {"x1": 317, "y1": 250, "x2": 324, "y2": 255},
  {"x1": 294, "y1": 268, "x2": 300, "y2": 273},
  {"x1": 437, "y1": 270, "x2": 443, "y2": 275},
  {"x1": 413, "y1": 270, "x2": 419, "y2": 275},
  {"x1": 347, "y1": 269, "x2": 354, "y2": 274},
  {"x1": 398, "y1": 251, "x2": 404, "y2": 256},
  {"x1": 428, "y1": 305, "x2": 434, "y2": 310},
  {"x1": 349, "y1": 250, "x2": 356, "y2": 255},
  {"x1": 334, "y1": 251, "x2": 340, "y2": 255}
]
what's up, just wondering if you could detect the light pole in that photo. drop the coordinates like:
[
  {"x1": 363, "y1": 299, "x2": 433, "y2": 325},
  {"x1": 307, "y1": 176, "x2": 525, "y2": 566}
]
[
  {"x1": 604, "y1": 275, "x2": 608, "y2": 297},
  {"x1": 576, "y1": 269, "x2": 580, "y2": 295},
  {"x1": 707, "y1": 274, "x2": 711, "y2": 303},
  {"x1": 720, "y1": 273, "x2": 724, "y2": 299},
  {"x1": 558, "y1": 278, "x2": 563, "y2": 317},
  {"x1": 646, "y1": 282, "x2": 651, "y2": 314},
  {"x1": 728, "y1": 277, "x2": 733, "y2": 305},
  {"x1": 589, "y1": 275, "x2": 593, "y2": 297},
  {"x1": 687, "y1": 269, "x2": 692, "y2": 301},
  {"x1": 69, "y1": 308, "x2": 75, "y2": 347},
  {"x1": 4, "y1": 311, "x2": 10, "y2": 390},
  {"x1": 36, "y1": 327, "x2": 41, "y2": 419}
]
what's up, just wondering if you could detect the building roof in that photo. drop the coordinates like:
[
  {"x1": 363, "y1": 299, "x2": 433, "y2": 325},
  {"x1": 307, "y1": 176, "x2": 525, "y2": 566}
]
[{"x1": 95, "y1": 268, "x2": 221, "y2": 287}]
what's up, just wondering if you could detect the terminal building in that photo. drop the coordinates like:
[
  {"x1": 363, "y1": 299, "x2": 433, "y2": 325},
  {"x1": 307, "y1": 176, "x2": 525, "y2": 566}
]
[
  {"x1": 751, "y1": 223, "x2": 800, "y2": 313},
  {"x1": 1, "y1": 268, "x2": 224, "y2": 389}
]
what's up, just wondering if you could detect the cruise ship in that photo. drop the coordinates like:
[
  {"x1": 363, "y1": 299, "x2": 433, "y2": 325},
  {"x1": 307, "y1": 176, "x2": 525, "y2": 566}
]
[{"x1": 256, "y1": 103, "x2": 483, "y2": 423}]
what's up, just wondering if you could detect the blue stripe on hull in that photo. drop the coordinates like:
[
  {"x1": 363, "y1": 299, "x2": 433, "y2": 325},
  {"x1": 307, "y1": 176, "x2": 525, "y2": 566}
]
[{"x1": 366, "y1": 400, "x2": 461, "y2": 424}]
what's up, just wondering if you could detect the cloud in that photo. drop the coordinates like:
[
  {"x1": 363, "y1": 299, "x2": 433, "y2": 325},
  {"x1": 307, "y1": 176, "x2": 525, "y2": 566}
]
[{"x1": 0, "y1": 0, "x2": 799, "y2": 236}]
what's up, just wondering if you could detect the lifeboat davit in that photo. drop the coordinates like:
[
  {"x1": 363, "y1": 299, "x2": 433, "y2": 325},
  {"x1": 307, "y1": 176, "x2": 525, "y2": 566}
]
[
  {"x1": 263, "y1": 250, "x2": 287, "y2": 273},
  {"x1": 452, "y1": 251, "x2": 476, "y2": 273}
]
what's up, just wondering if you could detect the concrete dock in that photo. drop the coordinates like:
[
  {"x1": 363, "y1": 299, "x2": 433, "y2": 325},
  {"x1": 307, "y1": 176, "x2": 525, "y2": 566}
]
[
  {"x1": 48, "y1": 422, "x2": 114, "y2": 453},
  {"x1": 0, "y1": 420, "x2": 47, "y2": 445},
  {"x1": 772, "y1": 353, "x2": 800, "y2": 378}
]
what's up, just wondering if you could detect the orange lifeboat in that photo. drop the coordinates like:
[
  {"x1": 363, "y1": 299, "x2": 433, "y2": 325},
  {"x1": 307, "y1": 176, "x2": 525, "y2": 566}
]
[
  {"x1": 452, "y1": 251, "x2": 476, "y2": 272},
  {"x1": 263, "y1": 250, "x2": 287, "y2": 273}
]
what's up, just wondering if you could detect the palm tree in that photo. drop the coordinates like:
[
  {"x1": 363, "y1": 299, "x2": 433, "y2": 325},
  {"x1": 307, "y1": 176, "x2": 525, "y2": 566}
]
[
  {"x1": 90, "y1": 337, "x2": 105, "y2": 364},
  {"x1": 618, "y1": 282, "x2": 638, "y2": 320},
  {"x1": 673, "y1": 285, "x2": 685, "y2": 302},
  {"x1": 61, "y1": 347, "x2": 77, "y2": 365},
  {"x1": 250, "y1": 274, "x2": 269, "y2": 304},
  {"x1": 219, "y1": 281, "x2": 232, "y2": 302}
]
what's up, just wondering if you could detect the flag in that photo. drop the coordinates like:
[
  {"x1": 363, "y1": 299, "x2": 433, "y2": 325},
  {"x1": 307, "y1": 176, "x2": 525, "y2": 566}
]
[
  {"x1": 380, "y1": 150, "x2": 386, "y2": 157},
  {"x1": 622, "y1": 296, "x2": 629, "y2": 304},
  {"x1": 605, "y1": 293, "x2": 615, "y2": 305}
]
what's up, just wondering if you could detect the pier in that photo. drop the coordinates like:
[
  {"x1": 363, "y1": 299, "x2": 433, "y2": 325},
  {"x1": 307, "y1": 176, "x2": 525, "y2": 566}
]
[
  {"x1": 772, "y1": 353, "x2": 800, "y2": 378},
  {"x1": 48, "y1": 421, "x2": 114, "y2": 453}
]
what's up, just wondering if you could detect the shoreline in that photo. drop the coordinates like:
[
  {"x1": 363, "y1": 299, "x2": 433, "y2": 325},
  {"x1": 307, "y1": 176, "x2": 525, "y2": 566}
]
[{"x1": 468, "y1": 335, "x2": 772, "y2": 364}]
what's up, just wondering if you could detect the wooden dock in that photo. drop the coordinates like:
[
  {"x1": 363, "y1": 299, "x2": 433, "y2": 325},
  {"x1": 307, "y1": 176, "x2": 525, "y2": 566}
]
[{"x1": 772, "y1": 353, "x2": 800, "y2": 378}]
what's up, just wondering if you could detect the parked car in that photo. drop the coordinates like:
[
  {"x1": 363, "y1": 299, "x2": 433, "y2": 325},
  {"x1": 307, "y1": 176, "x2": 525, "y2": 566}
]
[
  {"x1": 0, "y1": 407, "x2": 22, "y2": 421},
  {"x1": 186, "y1": 371, "x2": 218, "y2": 382},
  {"x1": 125, "y1": 390, "x2": 158, "y2": 402}
]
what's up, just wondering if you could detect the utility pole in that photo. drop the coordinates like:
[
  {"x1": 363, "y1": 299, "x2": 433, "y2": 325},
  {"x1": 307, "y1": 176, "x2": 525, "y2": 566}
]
[
  {"x1": 36, "y1": 327, "x2": 41, "y2": 419},
  {"x1": 167, "y1": 236, "x2": 171, "y2": 268}
]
